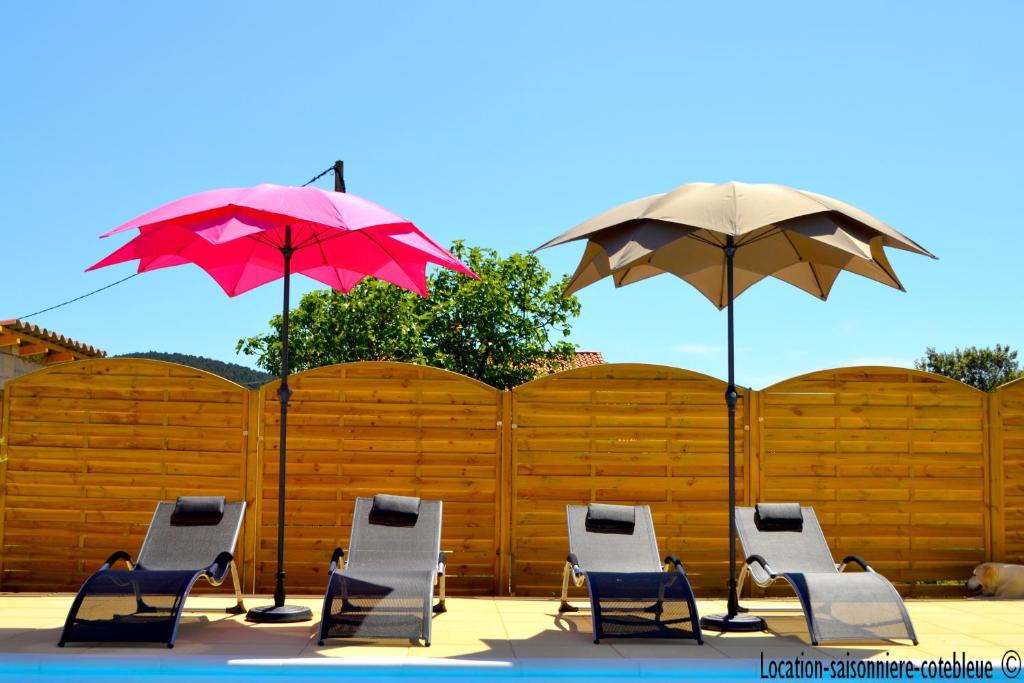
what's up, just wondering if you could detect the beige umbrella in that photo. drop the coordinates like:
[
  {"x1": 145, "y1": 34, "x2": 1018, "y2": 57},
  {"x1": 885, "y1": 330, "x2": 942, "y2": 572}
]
[{"x1": 534, "y1": 181, "x2": 935, "y2": 632}]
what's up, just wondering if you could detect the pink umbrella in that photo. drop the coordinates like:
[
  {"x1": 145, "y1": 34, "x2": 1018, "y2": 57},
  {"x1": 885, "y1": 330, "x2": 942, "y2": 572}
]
[{"x1": 89, "y1": 175, "x2": 476, "y2": 623}]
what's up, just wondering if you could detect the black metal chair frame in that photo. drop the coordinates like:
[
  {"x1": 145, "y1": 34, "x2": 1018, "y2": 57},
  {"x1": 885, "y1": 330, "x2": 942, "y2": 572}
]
[{"x1": 58, "y1": 501, "x2": 246, "y2": 648}]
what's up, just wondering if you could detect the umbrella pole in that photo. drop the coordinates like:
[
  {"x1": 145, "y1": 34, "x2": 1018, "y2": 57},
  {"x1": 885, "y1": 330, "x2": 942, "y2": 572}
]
[
  {"x1": 700, "y1": 236, "x2": 764, "y2": 633},
  {"x1": 247, "y1": 225, "x2": 313, "y2": 623}
]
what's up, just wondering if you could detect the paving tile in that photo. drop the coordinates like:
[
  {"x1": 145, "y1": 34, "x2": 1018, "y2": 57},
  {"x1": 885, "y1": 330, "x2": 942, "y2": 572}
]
[
  {"x1": 510, "y1": 644, "x2": 624, "y2": 659},
  {"x1": 0, "y1": 594, "x2": 1021, "y2": 667},
  {"x1": 304, "y1": 642, "x2": 412, "y2": 658},
  {"x1": 612, "y1": 642, "x2": 725, "y2": 659},
  {"x1": 415, "y1": 643, "x2": 516, "y2": 659}
]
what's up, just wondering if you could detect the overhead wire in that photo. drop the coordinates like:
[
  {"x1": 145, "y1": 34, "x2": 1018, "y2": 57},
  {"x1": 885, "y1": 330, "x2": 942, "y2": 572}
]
[{"x1": 18, "y1": 164, "x2": 341, "y2": 321}]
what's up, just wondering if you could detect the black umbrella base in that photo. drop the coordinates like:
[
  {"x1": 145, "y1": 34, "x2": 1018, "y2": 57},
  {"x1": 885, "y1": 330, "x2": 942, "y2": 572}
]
[
  {"x1": 700, "y1": 613, "x2": 765, "y2": 632},
  {"x1": 246, "y1": 604, "x2": 314, "y2": 623}
]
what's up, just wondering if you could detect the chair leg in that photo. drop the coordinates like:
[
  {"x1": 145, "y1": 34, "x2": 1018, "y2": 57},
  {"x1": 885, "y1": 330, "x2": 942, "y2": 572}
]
[
  {"x1": 558, "y1": 562, "x2": 578, "y2": 612},
  {"x1": 227, "y1": 561, "x2": 246, "y2": 614},
  {"x1": 422, "y1": 588, "x2": 433, "y2": 646},
  {"x1": 433, "y1": 572, "x2": 447, "y2": 614},
  {"x1": 736, "y1": 564, "x2": 750, "y2": 613},
  {"x1": 180, "y1": 563, "x2": 246, "y2": 614}
]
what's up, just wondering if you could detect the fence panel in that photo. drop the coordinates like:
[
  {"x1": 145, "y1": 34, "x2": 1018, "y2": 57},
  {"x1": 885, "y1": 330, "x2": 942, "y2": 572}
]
[
  {"x1": 994, "y1": 378, "x2": 1024, "y2": 563},
  {"x1": 759, "y1": 367, "x2": 988, "y2": 595},
  {"x1": 0, "y1": 358, "x2": 1013, "y2": 597},
  {"x1": 510, "y1": 364, "x2": 747, "y2": 597},
  {"x1": 255, "y1": 362, "x2": 503, "y2": 595},
  {"x1": 0, "y1": 359, "x2": 250, "y2": 591}
]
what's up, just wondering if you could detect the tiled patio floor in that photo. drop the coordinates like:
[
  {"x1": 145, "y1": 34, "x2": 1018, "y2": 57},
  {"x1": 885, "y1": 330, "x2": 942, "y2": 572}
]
[{"x1": 0, "y1": 594, "x2": 1020, "y2": 665}]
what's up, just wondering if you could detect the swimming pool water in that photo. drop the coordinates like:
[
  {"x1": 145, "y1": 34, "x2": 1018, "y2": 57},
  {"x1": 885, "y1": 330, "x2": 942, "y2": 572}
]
[{"x1": 0, "y1": 656, "x2": 753, "y2": 682}]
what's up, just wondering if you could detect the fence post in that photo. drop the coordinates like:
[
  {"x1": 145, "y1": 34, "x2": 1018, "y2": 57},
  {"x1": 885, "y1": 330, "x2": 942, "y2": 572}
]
[
  {"x1": 243, "y1": 386, "x2": 263, "y2": 593},
  {"x1": 989, "y1": 389, "x2": 1006, "y2": 562},
  {"x1": 0, "y1": 388, "x2": 8, "y2": 590},
  {"x1": 497, "y1": 391, "x2": 513, "y2": 596},
  {"x1": 746, "y1": 388, "x2": 760, "y2": 507}
]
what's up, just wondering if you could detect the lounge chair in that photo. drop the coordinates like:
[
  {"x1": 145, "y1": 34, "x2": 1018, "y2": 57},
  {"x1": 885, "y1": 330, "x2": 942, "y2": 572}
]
[
  {"x1": 736, "y1": 503, "x2": 918, "y2": 645},
  {"x1": 559, "y1": 503, "x2": 703, "y2": 644},
  {"x1": 318, "y1": 494, "x2": 446, "y2": 647},
  {"x1": 58, "y1": 496, "x2": 246, "y2": 648}
]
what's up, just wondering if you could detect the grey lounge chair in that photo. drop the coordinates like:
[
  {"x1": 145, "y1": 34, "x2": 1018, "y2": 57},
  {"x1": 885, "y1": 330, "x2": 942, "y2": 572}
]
[
  {"x1": 318, "y1": 494, "x2": 446, "y2": 646},
  {"x1": 560, "y1": 503, "x2": 702, "y2": 644},
  {"x1": 58, "y1": 496, "x2": 246, "y2": 648},
  {"x1": 736, "y1": 503, "x2": 918, "y2": 645}
]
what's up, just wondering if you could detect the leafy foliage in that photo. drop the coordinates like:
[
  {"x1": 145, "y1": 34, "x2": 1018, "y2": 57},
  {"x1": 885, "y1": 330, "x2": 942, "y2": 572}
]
[
  {"x1": 115, "y1": 351, "x2": 272, "y2": 389},
  {"x1": 914, "y1": 345, "x2": 1024, "y2": 392},
  {"x1": 236, "y1": 242, "x2": 581, "y2": 389}
]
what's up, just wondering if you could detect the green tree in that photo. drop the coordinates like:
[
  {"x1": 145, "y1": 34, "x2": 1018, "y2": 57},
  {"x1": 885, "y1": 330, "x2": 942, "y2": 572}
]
[
  {"x1": 236, "y1": 242, "x2": 581, "y2": 389},
  {"x1": 915, "y1": 345, "x2": 1024, "y2": 392}
]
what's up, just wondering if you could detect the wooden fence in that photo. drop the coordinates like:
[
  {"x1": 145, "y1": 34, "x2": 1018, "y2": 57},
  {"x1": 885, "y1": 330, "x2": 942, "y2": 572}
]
[
  {"x1": 758, "y1": 368, "x2": 988, "y2": 596},
  {"x1": 1, "y1": 359, "x2": 1022, "y2": 597},
  {"x1": 0, "y1": 359, "x2": 252, "y2": 591},
  {"x1": 509, "y1": 364, "x2": 747, "y2": 596},
  {"x1": 253, "y1": 362, "x2": 503, "y2": 595}
]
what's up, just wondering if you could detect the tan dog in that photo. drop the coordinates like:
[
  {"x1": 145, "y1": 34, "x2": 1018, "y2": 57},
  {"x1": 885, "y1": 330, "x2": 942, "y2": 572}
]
[{"x1": 967, "y1": 562, "x2": 1024, "y2": 598}]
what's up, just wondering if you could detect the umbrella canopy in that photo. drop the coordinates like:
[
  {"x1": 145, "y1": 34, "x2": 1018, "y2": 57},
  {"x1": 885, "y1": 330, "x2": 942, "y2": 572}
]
[
  {"x1": 534, "y1": 180, "x2": 934, "y2": 632},
  {"x1": 538, "y1": 181, "x2": 934, "y2": 307},
  {"x1": 90, "y1": 180, "x2": 476, "y2": 623},
  {"x1": 89, "y1": 183, "x2": 475, "y2": 295}
]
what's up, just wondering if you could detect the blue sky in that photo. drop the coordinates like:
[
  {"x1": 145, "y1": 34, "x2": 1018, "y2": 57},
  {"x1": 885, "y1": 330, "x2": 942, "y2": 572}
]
[{"x1": 2, "y1": 1, "x2": 1021, "y2": 388}]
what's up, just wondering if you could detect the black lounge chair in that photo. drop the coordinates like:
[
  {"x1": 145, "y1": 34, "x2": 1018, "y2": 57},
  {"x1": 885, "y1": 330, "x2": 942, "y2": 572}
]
[
  {"x1": 559, "y1": 503, "x2": 702, "y2": 644},
  {"x1": 736, "y1": 503, "x2": 918, "y2": 645},
  {"x1": 58, "y1": 496, "x2": 246, "y2": 648},
  {"x1": 318, "y1": 494, "x2": 446, "y2": 647}
]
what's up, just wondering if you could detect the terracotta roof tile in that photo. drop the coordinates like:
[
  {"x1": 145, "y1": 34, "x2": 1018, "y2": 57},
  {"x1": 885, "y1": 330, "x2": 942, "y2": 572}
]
[
  {"x1": 0, "y1": 319, "x2": 106, "y2": 359},
  {"x1": 537, "y1": 350, "x2": 604, "y2": 375},
  {"x1": 569, "y1": 351, "x2": 605, "y2": 369}
]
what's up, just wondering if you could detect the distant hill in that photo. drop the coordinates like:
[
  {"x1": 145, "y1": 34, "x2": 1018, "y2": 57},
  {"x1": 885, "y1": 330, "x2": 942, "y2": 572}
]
[{"x1": 114, "y1": 351, "x2": 273, "y2": 389}]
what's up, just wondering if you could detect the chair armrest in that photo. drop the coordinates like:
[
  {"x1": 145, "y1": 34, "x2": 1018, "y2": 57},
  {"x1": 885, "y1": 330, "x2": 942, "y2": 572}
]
[
  {"x1": 329, "y1": 547, "x2": 345, "y2": 573},
  {"x1": 746, "y1": 554, "x2": 777, "y2": 577},
  {"x1": 663, "y1": 554, "x2": 685, "y2": 572},
  {"x1": 566, "y1": 553, "x2": 583, "y2": 580},
  {"x1": 437, "y1": 551, "x2": 448, "y2": 575},
  {"x1": 206, "y1": 551, "x2": 234, "y2": 580},
  {"x1": 101, "y1": 550, "x2": 133, "y2": 571},
  {"x1": 839, "y1": 555, "x2": 873, "y2": 572}
]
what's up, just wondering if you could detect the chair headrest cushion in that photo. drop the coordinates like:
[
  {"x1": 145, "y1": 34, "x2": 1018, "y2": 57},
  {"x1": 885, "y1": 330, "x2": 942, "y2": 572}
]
[
  {"x1": 585, "y1": 503, "x2": 636, "y2": 534},
  {"x1": 754, "y1": 503, "x2": 804, "y2": 532},
  {"x1": 369, "y1": 494, "x2": 421, "y2": 527},
  {"x1": 171, "y1": 496, "x2": 226, "y2": 526}
]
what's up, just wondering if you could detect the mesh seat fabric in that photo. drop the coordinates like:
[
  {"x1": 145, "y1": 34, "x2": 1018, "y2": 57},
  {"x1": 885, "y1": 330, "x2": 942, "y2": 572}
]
[
  {"x1": 567, "y1": 505, "x2": 662, "y2": 573},
  {"x1": 586, "y1": 570, "x2": 700, "y2": 640},
  {"x1": 322, "y1": 568, "x2": 437, "y2": 640},
  {"x1": 736, "y1": 506, "x2": 836, "y2": 585},
  {"x1": 785, "y1": 571, "x2": 916, "y2": 643},
  {"x1": 61, "y1": 570, "x2": 200, "y2": 644}
]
